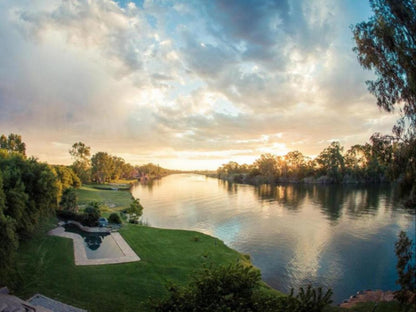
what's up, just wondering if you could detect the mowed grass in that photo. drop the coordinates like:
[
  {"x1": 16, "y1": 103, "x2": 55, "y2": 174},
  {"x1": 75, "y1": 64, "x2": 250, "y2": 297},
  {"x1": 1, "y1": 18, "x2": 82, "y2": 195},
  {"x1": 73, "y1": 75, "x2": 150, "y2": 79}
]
[
  {"x1": 76, "y1": 184, "x2": 134, "y2": 211},
  {"x1": 14, "y1": 219, "x2": 250, "y2": 312}
]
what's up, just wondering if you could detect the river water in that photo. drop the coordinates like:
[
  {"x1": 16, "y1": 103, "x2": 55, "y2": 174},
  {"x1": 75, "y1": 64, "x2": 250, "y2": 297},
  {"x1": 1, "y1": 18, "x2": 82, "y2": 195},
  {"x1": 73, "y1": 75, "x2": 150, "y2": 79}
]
[{"x1": 131, "y1": 173, "x2": 415, "y2": 303}]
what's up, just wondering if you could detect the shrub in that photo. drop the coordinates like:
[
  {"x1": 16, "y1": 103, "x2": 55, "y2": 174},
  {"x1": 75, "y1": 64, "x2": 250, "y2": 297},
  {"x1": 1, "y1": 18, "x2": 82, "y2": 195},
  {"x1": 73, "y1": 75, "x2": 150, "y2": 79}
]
[
  {"x1": 83, "y1": 203, "x2": 101, "y2": 226},
  {"x1": 108, "y1": 213, "x2": 121, "y2": 224}
]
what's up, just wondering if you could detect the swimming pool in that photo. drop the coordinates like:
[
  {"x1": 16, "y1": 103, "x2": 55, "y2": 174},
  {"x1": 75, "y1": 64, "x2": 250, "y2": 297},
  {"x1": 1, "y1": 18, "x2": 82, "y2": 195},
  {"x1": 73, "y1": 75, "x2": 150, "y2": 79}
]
[{"x1": 64, "y1": 224, "x2": 124, "y2": 259}]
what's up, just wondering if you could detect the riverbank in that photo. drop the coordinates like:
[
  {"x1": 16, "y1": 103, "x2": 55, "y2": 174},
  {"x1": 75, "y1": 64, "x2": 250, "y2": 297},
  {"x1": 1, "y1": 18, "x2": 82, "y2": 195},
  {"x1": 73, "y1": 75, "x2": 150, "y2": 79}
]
[
  {"x1": 10, "y1": 184, "x2": 279, "y2": 312},
  {"x1": 212, "y1": 173, "x2": 392, "y2": 186}
]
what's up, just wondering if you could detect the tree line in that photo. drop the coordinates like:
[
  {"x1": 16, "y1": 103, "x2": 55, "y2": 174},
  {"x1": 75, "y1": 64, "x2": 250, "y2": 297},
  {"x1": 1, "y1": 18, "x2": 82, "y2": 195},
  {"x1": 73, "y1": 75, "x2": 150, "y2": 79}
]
[
  {"x1": 69, "y1": 142, "x2": 174, "y2": 184},
  {"x1": 217, "y1": 133, "x2": 415, "y2": 206},
  {"x1": 0, "y1": 136, "x2": 80, "y2": 284}
]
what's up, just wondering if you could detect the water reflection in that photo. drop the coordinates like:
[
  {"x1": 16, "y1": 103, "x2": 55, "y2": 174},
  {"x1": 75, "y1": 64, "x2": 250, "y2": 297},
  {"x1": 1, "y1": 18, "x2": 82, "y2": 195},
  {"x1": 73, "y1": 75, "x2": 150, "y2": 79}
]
[{"x1": 131, "y1": 174, "x2": 415, "y2": 303}]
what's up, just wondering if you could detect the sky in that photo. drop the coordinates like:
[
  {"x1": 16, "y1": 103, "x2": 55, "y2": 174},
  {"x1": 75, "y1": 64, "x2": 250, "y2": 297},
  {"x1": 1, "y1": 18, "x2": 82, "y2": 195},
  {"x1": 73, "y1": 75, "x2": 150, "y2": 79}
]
[{"x1": 0, "y1": 0, "x2": 399, "y2": 170}]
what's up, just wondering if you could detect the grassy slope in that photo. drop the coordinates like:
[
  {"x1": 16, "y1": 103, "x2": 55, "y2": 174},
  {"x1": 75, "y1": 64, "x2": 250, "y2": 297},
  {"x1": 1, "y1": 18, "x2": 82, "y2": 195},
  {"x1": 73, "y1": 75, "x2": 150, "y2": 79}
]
[
  {"x1": 15, "y1": 221, "x2": 251, "y2": 312},
  {"x1": 76, "y1": 184, "x2": 134, "y2": 211}
]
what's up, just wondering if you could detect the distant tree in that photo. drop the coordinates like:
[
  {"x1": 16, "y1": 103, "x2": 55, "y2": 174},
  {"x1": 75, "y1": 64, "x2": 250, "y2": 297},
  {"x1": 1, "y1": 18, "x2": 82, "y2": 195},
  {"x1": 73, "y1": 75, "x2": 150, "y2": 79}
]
[
  {"x1": 284, "y1": 151, "x2": 308, "y2": 179},
  {"x1": 91, "y1": 152, "x2": 114, "y2": 183},
  {"x1": 69, "y1": 142, "x2": 91, "y2": 161},
  {"x1": 60, "y1": 188, "x2": 78, "y2": 212},
  {"x1": 316, "y1": 142, "x2": 345, "y2": 182},
  {"x1": 69, "y1": 142, "x2": 91, "y2": 183},
  {"x1": 254, "y1": 154, "x2": 278, "y2": 178},
  {"x1": 352, "y1": 0, "x2": 416, "y2": 138},
  {"x1": 394, "y1": 231, "x2": 416, "y2": 305},
  {"x1": 0, "y1": 133, "x2": 26, "y2": 156},
  {"x1": 111, "y1": 156, "x2": 125, "y2": 181},
  {"x1": 344, "y1": 144, "x2": 371, "y2": 180}
]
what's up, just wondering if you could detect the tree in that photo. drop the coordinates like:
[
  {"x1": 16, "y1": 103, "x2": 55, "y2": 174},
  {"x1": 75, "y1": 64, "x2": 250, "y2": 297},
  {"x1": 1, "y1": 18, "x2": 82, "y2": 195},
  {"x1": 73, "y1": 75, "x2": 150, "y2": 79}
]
[
  {"x1": 60, "y1": 188, "x2": 78, "y2": 212},
  {"x1": 352, "y1": 0, "x2": 416, "y2": 137},
  {"x1": 0, "y1": 133, "x2": 26, "y2": 156},
  {"x1": 284, "y1": 151, "x2": 308, "y2": 179},
  {"x1": 394, "y1": 231, "x2": 416, "y2": 305},
  {"x1": 91, "y1": 152, "x2": 114, "y2": 183},
  {"x1": 315, "y1": 142, "x2": 345, "y2": 182},
  {"x1": 69, "y1": 142, "x2": 91, "y2": 183},
  {"x1": 126, "y1": 199, "x2": 143, "y2": 217},
  {"x1": 254, "y1": 154, "x2": 278, "y2": 178}
]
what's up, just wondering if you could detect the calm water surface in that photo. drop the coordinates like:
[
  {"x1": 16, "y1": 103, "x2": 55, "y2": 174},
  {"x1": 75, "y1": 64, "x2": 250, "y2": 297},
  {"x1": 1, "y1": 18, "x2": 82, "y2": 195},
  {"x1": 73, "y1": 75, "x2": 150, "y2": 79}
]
[{"x1": 131, "y1": 174, "x2": 415, "y2": 303}]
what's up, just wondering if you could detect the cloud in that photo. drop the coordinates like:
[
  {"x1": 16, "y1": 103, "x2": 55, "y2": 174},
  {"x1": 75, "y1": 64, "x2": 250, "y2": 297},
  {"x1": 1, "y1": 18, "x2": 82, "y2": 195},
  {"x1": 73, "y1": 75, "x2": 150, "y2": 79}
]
[{"x1": 0, "y1": 0, "x2": 398, "y2": 169}]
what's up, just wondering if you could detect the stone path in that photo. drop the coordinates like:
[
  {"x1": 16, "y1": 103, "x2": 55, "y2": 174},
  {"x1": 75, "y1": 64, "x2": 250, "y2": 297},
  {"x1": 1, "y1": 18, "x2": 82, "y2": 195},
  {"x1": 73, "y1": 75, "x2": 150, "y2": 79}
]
[{"x1": 48, "y1": 226, "x2": 140, "y2": 266}]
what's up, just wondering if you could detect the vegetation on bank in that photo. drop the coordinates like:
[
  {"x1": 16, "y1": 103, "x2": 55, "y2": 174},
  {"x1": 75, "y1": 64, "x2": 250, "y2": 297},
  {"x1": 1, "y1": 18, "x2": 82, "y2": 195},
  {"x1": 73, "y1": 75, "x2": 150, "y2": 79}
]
[
  {"x1": 0, "y1": 146, "x2": 78, "y2": 284},
  {"x1": 69, "y1": 141, "x2": 177, "y2": 184},
  {"x1": 216, "y1": 137, "x2": 415, "y2": 207},
  {"x1": 12, "y1": 218, "x2": 255, "y2": 312}
]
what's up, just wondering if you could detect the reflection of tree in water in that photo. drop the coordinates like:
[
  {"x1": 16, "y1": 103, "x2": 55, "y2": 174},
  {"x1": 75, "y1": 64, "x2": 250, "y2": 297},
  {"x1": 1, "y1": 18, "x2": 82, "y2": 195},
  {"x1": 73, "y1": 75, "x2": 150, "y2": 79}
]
[
  {"x1": 313, "y1": 185, "x2": 345, "y2": 221},
  {"x1": 343, "y1": 185, "x2": 396, "y2": 218},
  {"x1": 255, "y1": 184, "x2": 308, "y2": 211},
  {"x1": 82, "y1": 233, "x2": 109, "y2": 251},
  {"x1": 312, "y1": 184, "x2": 396, "y2": 221},
  {"x1": 138, "y1": 179, "x2": 162, "y2": 193},
  {"x1": 218, "y1": 179, "x2": 239, "y2": 194}
]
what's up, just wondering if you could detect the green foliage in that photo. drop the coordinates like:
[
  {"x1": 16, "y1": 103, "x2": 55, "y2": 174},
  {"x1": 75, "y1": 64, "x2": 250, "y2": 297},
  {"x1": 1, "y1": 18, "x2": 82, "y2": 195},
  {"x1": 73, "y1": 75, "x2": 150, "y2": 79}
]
[
  {"x1": 69, "y1": 142, "x2": 91, "y2": 183},
  {"x1": 83, "y1": 201, "x2": 101, "y2": 226},
  {"x1": 0, "y1": 133, "x2": 26, "y2": 156},
  {"x1": 152, "y1": 264, "x2": 333, "y2": 312},
  {"x1": 59, "y1": 187, "x2": 78, "y2": 212},
  {"x1": 152, "y1": 263, "x2": 262, "y2": 312},
  {"x1": 126, "y1": 198, "x2": 143, "y2": 217},
  {"x1": 52, "y1": 165, "x2": 81, "y2": 200},
  {"x1": 352, "y1": 0, "x2": 416, "y2": 137},
  {"x1": 216, "y1": 136, "x2": 414, "y2": 197},
  {"x1": 316, "y1": 142, "x2": 345, "y2": 182},
  {"x1": 394, "y1": 231, "x2": 416, "y2": 305},
  {"x1": 108, "y1": 212, "x2": 122, "y2": 224},
  {"x1": 91, "y1": 152, "x2": 117, "y2": 183},
  {"x1": 290, "y1": 285, "x2": 333, "y2": 312},
  {"x1": 0, "y1": 172, "x2": 19, "y2": 283},
  {"x1": 0, "y1": 149, "x2": 59, "y2": 283}
]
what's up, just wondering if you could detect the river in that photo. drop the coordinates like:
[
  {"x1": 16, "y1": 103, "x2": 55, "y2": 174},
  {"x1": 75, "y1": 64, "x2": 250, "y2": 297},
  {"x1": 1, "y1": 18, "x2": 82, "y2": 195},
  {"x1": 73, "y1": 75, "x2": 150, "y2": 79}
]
[{"x1": 131, "y1": 173, "x2": 415, "y2": 303}]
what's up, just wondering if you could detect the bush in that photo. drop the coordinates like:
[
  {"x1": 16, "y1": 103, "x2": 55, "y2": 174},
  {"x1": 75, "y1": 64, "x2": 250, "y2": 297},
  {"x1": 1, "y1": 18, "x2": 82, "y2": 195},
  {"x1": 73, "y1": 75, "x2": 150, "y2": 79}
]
[
  {"x1": 108, "y1": 213, "x2": 121, "y2": 224},
  {"x1": 83, "y1": 202, "x2": 101, "y2": 226}
]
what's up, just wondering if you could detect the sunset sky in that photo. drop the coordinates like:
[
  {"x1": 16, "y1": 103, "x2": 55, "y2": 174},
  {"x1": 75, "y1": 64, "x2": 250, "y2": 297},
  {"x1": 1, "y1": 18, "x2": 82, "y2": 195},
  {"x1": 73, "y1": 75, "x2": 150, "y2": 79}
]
[{"x1": 0, "y1": 0, "x2": 399, "y2": 170}]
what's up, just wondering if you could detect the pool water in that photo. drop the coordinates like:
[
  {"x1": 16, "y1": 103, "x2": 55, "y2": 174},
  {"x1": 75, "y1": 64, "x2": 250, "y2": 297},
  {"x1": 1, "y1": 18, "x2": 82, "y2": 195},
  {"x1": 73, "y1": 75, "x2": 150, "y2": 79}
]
[{"x1": 64, "y1": 224, "x2": 124, "y2": 259}]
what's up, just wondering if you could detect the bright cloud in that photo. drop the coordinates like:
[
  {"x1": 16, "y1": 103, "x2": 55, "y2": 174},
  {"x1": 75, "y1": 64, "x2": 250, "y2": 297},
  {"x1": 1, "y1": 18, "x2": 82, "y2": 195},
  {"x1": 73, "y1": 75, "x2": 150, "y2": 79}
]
[{"x1": 0, "y1": 0, "x2": 398, "y2": 169}]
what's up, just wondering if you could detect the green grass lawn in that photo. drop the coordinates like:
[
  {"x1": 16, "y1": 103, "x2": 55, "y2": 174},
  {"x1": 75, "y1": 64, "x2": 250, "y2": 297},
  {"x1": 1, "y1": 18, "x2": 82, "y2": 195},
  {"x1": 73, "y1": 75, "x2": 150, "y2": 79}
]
[
  {"x1": 76, "y1": 184, "x2": 134, "y2": 211},
  {"x1": 14, "y1": 219, "x2": 254, "y2": 312}
]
